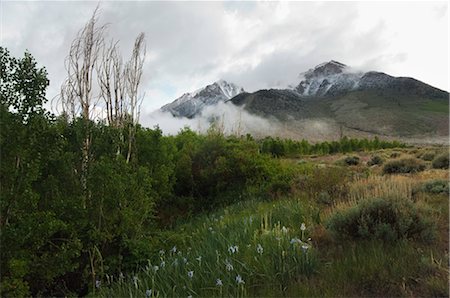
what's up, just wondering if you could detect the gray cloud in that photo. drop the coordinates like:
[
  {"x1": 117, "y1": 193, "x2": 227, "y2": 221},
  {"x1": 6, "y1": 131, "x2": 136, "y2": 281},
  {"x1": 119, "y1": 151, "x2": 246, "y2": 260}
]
[{"x1": 2, "y1": 1, "x2": 448, "y2": 118}]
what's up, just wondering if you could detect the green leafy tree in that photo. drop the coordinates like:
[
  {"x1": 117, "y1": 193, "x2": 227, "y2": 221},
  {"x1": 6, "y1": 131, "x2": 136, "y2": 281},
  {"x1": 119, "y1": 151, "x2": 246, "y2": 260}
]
[{"x1": 1, "y1": 48, "x2": 82, "y2": 296}]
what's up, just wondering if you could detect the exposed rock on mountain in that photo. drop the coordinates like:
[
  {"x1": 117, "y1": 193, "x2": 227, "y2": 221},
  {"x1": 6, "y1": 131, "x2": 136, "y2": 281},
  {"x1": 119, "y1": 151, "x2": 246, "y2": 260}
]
[
  {"x1": 159, "y1": 61, "x2": 449, "y2": 142},
  {"x1": 161, "y1": 80, "x2": 244, "y2": 118}
]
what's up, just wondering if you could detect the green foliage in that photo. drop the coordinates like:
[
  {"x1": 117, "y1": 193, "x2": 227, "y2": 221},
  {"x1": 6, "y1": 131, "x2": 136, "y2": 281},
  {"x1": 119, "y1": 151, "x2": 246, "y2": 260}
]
[
  {"x1": 326, "y1": 197, "x2": 435, "y2": 242},
  {"x1": 97, "y1": 199, "x2": 317, "y2": 297},
  {"x1": 0, "y1": 47, "x2": 49, "y2": 120},
  {"x1": 431, "y1": 153, "x2": 449, "y2": 169},
  {"x1": 421, "y1": 180, "x2": 449, "y2": 195},
  {"x1": 259, "y1": 136, "x2": 405, "y2": 158},
  {"x1": 343, "y1": 156, "x2": 360, "y2": 165},
  {"x1": 367, "y1": 155, "x2": 384, "y2": 166},
  {"x1": 422, "y1": 100, "x2": 449, "y2": 114},
  {"x1": 285, "y1": 240, "x2": 447, "y2": 297},
  {"x1": 302, "y1": 167, "x2": 349, "y2": 203},
  {"x1": 382, "y1": 158, "x2": 426, "y2": 174}
]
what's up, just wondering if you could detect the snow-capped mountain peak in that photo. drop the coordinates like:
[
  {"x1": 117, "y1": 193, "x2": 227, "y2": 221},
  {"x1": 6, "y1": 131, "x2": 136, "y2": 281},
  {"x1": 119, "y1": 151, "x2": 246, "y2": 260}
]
[
  {"x1": 161, "y1": 80, "x2": 245, "y2": 118},
  {"x1": 304, "y1": 60, "x2": 347, "y2": 79},
  {"x1": 214, "y1": 79, "x2": 245, "y2": 99},
  {"x1": 295, "y1": 60, "x2": 363, "y2": 97}
]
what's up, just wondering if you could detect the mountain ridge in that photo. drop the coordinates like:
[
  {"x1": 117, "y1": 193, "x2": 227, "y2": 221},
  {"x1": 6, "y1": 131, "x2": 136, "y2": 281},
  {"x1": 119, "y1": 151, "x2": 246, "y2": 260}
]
[
  {"x1": 158, "y1": 61, "x2": 448, "y2": 141},
  {"x1": 161, "y1": 80, "x2": 244, "y2": 118}
]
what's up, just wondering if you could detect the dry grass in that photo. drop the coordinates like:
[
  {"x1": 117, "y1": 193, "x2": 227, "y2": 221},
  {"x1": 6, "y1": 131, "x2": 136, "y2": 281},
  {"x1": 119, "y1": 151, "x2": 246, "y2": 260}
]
[
  {"x1": 414, "y1": 169, "x2": 449, "y2": 181},
  {"x1": 327, "y1": 168, "x2": 448, "y2": 215},
  {"x1": 349, "y1": 175, "x2": 416, "y2": 202}
]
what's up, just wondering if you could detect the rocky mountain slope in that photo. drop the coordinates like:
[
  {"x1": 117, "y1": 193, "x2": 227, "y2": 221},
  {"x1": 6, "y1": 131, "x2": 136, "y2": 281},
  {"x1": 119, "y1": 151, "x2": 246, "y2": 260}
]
[
  {"x1": 160, "y1": 61, "x2": 449, "y2": 142},
  {"x1": 161, "y1": 80, "x2": 244, "y2": 118}
]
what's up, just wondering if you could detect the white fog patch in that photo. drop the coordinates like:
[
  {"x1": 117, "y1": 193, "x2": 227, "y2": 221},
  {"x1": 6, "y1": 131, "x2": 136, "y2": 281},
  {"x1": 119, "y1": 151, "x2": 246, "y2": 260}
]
[{"x1": 141, "y1": 101, "x2": 279, "y2": 137}]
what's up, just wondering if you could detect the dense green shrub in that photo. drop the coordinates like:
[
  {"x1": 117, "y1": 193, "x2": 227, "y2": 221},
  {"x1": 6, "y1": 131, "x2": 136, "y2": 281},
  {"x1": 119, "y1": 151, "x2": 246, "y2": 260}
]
[
  {"x1": 382, "y1": 158, "x2": 426, "y2": 174},
  {"x1": 367, "y1": 155, "x2": 383, "y2": 166},
  {"x1": 259, "y1": 136, "x2": 405, "y2": 157},
  {"x1": 326, "y1": 197, "x2": 435, "y2": 242},
  {"x1": 317, "y1": 191, "x2": 332, "y2": 205},
  {"x1": 431, "y1": 153, "x2": 449, "y2": 169},
  {"x1": 344, "y1": 156, "x2": 360, "y2": 165},
  {"x1": 421, "y1": 180, "x2": 449, "y2": 194}
]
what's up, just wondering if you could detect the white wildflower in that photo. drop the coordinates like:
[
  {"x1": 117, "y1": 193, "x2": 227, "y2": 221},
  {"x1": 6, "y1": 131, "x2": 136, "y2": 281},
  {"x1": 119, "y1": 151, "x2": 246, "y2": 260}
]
[
  {"x1": 95, "y1": 280, "x2": 101, "y2": 289},
  {"x1": 153, "y1": 265, "x2": 159, "y2": 272},
  {"x1": 216, "y1": 279, "x2": 223, "y2": 287},
  {"x1": 187, "y1": 271, "x2": 194, "y2": 278},
  {"x1": 301, "y1": 244, "x2": 310, "y2": 252},
  {"x1": 235, "y1": 274, "x2": 245, "y2": 285},
  {"x1": 225, "y1": 259, "x2": 234, "y2": 271},
  {"x1": 160, "y1": 261, "x2": 166, "y2": 268},
  {"x1": 171, "y1": 246, "x2": 177, "y2": 253},
  {"x1": 228, "y1": 245, "x2": 239, "y2": 254},
  {"x1": 281, "y1": 226, "x2": 288, "y2": 234},
  {"x1": 145, "y1": 289, "x2": 152, "y2": 297},
  {"x1": 256, "y1": 244, "x2": 264, "y2": 255},
  {"x1": 290, "y1": 238, "x2": 301, "y2": 244},
  {"x1": 159, "y1": 249, "x2": 165, "y2": 256},
  {"x1": 300, "y1": 223, "x2": 306, "y2": 231}
]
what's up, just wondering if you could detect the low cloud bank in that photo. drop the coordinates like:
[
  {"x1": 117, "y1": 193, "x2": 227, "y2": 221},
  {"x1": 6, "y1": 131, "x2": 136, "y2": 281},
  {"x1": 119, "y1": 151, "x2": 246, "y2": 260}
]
[{"x1": 141, "y1": 101, "x2": 279, "y2": 137}]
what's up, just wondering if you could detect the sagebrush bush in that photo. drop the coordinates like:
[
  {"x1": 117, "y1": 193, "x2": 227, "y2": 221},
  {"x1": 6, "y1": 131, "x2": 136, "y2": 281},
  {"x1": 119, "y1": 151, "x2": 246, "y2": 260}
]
[
  {"x1": 326, "y1": 196, "x2": 435, "y2": 242},
  {"x1": 344, "y1": 156, "x2": 360, "y2": 165},
  {"x1": 431, "y1": 153, "x2": 449, "y2": 169},
  {"x1": 367, "y1": 155, "x2": 383, "y2": 166},
  {"x1": 390, "y1": 152, "x2": 401, "y2": 158},
  {"x1": 421, "y1": 180, "x2": 449, "y2": 195},
  {"x1": 317, "y1": 191, "x2": 332, "y2": 205},
  {"x1": 382, "y1": 158, "x2": 426, "y2": 174},
  {"x1": 420, "y1": 152, "x2": 435, "y2": 161},
  {"x1": 302, "y1": 167, "x2": 349, "y2": 201}
]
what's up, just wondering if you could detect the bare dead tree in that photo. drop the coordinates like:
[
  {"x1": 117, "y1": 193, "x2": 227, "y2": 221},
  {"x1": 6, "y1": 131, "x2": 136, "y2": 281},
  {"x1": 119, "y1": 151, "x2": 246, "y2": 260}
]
[
  {"x1": 97, "y1": 39, "x2": 130, "y2": 156},
  {"x1": 61, "y1": 6, "x2": 106, "y2": 121},
  {"x1": 97, "y1": 39, "x2": 128, "y2": 128},
  {"x1": 125, "y1": 33, "x2": 146, "y2": 163},
  {"x1": 59, "y1": 6, "x2": 107, "y2": 207}
]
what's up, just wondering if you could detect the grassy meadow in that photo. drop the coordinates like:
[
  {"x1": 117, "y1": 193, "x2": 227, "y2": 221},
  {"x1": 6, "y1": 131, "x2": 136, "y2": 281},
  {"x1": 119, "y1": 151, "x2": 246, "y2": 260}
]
[{"x1": 97, "y1": 147, "x2": 449, "y2": 297}]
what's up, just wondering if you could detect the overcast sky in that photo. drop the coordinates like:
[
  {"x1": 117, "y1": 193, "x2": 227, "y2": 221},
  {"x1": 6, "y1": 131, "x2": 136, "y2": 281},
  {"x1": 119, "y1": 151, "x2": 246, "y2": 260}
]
[{"x1": 2, "y1": 1, "x2": 448, "y2": 115}]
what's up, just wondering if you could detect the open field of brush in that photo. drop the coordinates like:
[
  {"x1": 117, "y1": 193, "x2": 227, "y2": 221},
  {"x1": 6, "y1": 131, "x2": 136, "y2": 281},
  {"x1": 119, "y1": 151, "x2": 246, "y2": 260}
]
[{"x1": 97, "y1": 146, "x2": 449, "y2": 298}]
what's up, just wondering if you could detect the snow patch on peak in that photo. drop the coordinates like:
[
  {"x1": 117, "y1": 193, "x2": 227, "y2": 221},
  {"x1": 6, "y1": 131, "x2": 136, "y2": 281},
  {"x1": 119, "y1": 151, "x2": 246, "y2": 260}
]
[
  {"x1": 161, "y1": 80, "x2": 245, "y2": 118},
  {"x1": 214, "y1": 80, "x2": 245, "y2": 99},
  {"x1": 294, "y1": 61, "x2": 364, "y2": 97}
]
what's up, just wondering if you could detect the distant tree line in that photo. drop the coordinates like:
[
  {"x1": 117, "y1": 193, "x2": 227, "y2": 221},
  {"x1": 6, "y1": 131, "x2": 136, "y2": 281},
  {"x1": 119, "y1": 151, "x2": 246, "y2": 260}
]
[{"x1": 259, "y1": 136, "x2": 405, "y2": 157}]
